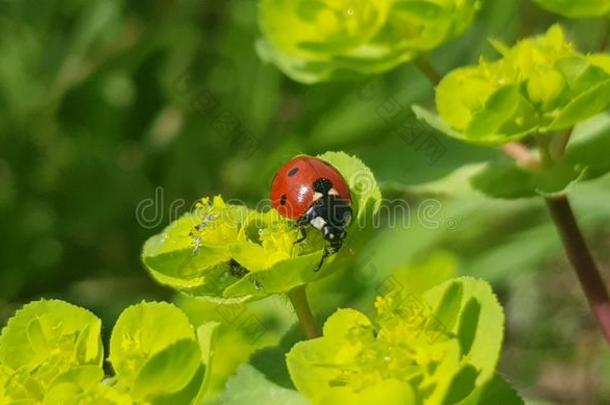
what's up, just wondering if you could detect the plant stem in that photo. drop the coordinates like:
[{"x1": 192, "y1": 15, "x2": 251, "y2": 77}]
[
  {"x1": 545, "y1": 195, "x2": 610, "y2": 344},
  {"x1": 553, "y1": 128, "x2": 573, "y2": 160},
  {"x1": 414, "y1": 56, "x2": 442, "y2": 87},
  {"x1": 501, "y1": 138, "x2": 610, "y2": 344},
  {"x1": 287, "y1": 285, "x2": 320, "y2": 339},
  {"x1": 536, "y1": 134, "x2": 554, "y2": 166},
  {"x1": 501, "y1": 142, "x2": 540, "y2": 169}
]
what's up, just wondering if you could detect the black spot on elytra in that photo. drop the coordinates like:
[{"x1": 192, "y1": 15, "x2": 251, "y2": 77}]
[
  {"x1": 280, "y1": 195, "x2": 287, "y2": 205},
  {"x1": 288, "y1": 167, "x2": 299, "y2": 177}
]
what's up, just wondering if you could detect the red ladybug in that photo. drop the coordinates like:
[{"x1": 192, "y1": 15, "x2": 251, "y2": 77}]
[{"x1": 270, "y1": 156, "x2": 353, "y2": 270}]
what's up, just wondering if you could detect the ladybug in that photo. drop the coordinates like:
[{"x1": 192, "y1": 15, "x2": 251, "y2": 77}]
[{"x1": 270, "y1": 156, "x2": 353, "y2": 270}]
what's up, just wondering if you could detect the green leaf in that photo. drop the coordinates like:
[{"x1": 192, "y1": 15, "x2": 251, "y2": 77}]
[
  {"x1": 318, "y1": 151, "x2": 381, "y2": 221},
  {"x1": 43, "y1": 365, "x2": 131, "y2": 405},
  {"x1": 192, "y1": 322, "x2": 221, "y2": 404},
  {"x1": 0, "y1": 365, "x2": 44, "y2": 404},
  {"x1": 422, "y1": 277, "x2": 505, "y2": 387},
  {"x1": 147, "y1": 323, "x2": 220, "y2": 405},
  {"x1": 49, "y1": 366, "x2": 104, "y2": 389},
  {"x1": 131, "y1": 339, "x2": 202, "y2": 401},
  {"x1": 0, "y1": 300, "x2": 103, "y2": 385},
  {"x1": 44, "y1": 380, "x2": 130, "y2": 405},
  {"x1": 216, "y1": 364, "x2": 308, "y2": 405},
  {"x1": 458, "y1": 374, "x2": 524, "y2": 405},
  {"x1": 548, "y1": 80, "x2": 610, "y2": 130},
  {"x1": 109, "y1": 302, "x2": 196, "y2": 388},
  {"x1": 567, "y1": 113, "x2": 610, "y2": 181},
  {"x1": 412, "y1": 105, "x2": 531, "y2": 147},
  {"x1": 470, "y1": 160, "x2": 585, "y2": 199},
  {"x1": 465, "y1": 85, "x2": 522, "y2": 139},
  {"x1": 435, "y1": 66, "x2": 498, "y2": 132},
  {"x1": 142, "y1": 197, "x2": 249, "y2": 290},
  {"x1": 223, "y1": 251, "x2": 325, "y2": 299}
]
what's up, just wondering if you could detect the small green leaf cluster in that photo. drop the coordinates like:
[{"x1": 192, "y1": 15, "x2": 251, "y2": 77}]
[
  {"x1": 142, "y1": 152, "x2": 381, "y2": 302},
  {"x1": 0, "y1": 300, "x2": 218, "y2": 404},
  {"x1": 432, "y1": 25, "x2": 610, "y2": 146},
  {"x1": 533, "y1": 0, "x2": 610, "y2": 18},
  {"x1": 469, "y1": 113, "x2": 610, "y2": 198},
  {"x1": 286, "y1": 277, "x2": 521, "y2": 404},
  {"x1": 257, "y1": 0, "x2": 480, "y2": 83}
]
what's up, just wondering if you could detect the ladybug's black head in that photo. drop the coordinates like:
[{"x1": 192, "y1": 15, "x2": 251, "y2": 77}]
[
  {"x1": 296, "y1": 178, "x2": 353, "y2": 271},
  {"x1": 313, "y1": 178, "x2": 333, "y2": 195},
  {"x1": 310, "y1": 195, "x2": 352, "y2": 251}
]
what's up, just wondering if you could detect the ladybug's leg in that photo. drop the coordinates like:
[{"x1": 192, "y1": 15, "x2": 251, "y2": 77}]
[
  {"x1": 294, "y1": 227, "x2": 307, "y2": 245},
  {"x1": 294, "y1": 206, "x2": 318, "y2": 245},
  {"x1": 315, "y1": 246, "x2": 334, "y2": 272}
]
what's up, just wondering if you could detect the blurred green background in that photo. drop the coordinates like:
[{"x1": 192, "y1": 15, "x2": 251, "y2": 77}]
[{"x1": 1, "y1": 0, "x2": 610, "y2": 403}]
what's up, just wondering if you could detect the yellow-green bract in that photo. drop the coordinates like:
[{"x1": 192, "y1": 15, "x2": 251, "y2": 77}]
[
  {"x1": 427, "y1": 25, "x2": 610, "y2": 146},
  {"x1": 286, "y1": 277, "x2": 522, "y2": 405},
  {"x1": 257, "y1": 0, "x2": 480, "y2": 83},
  {"x1": 0, "y1": 300, "x2": 219, "y2": 404},
  {"x1": 533, "y1": 0, "x2": 610, "y2": 17},
  {"x1": 141, "y1": 152, "x2": 381, "y2": 303}
]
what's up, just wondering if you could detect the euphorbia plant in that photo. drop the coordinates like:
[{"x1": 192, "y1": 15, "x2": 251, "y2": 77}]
[
  {"x1": 138, "y1": 152, "x2": 519, "y2": 403},
  {"x1": 287, "y1": 278, "x2": 515, "y2": 404},
  {"x1": 257, "y1": 0, "x2": 481, "y2": 83},
  {"x1": 415, "y1": 25, "x2": 610, "y2": 343},
  {"x1": 0, "y1": 151, "x2": 518, "y2": 403},
  {"x1": 0, "y1": 300, "x2": 219, "y2": 404},
  {"x1": 142, "y1": 152, "x2": 381, "y2": 337}
]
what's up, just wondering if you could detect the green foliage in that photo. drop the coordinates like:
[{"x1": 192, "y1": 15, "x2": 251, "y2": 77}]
[
  {"x1": 257, "y1": 0, "x2": 480, "y2": 83},
  {"x1": 459, "y1": 374, "x2": 523, "y2": 405},
  {"x1": 3, "y1": 0, "x2": 609, "y2": 403},
  {"x1": 142, "y1": 152, "x2": 381, "y2": 302},
  {"x1": 0, "y1": 300, "x2": 103, "y2": 396},
  {"x1": 533, "y1": 0, "x2": 610, "y2": 17},
  {"x1": 471, "y1": 113, "x2": 610, "y2": 199},
  {"x1": 286, "y1": 277, "x2": 516, "y2": 404},
  {"x1": 216, "y1": 364, "x2": 308, "y2": 405},
  {"x1": 0, "y1": 300, "x2": 219, "y2": 404},
  {"x1": 428, "y1": 25, "x2": 610, "y2": 146}
]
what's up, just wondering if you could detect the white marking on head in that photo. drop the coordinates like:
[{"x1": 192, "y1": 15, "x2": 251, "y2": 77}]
[
  {"x1": 310, "y1": 216, "x2": 326, "y2": 230},
  {"x1": 328, "y1": 188, "x2": 339, "y2": 196},
  {"x1": 313, "y1": 192, "x2": 323, "y2": 201}
]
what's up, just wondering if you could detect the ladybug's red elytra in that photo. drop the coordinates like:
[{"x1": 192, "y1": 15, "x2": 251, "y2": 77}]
[{"x1": 270, "y1": 156, "x2": 353, "y2": 271}]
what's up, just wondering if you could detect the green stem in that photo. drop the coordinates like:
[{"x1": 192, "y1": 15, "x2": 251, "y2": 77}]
[
  {"x1": 414, "y1": 56, "x2": 442, "y2": 87},
  {"x1": 553, "y1": 128, "x2": 573, "y2": 160},
  {"x1": 287, "y1": 285, "x2": 320, "y2": 339},
  {"x1": 545, "y1": 195, "x2": 610, "y2": 345},
  {"x1": 536, "y1": 134, "x2": 554, "y2": 166}
]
